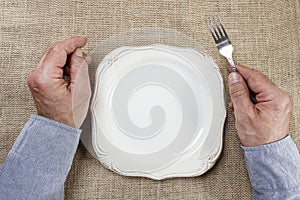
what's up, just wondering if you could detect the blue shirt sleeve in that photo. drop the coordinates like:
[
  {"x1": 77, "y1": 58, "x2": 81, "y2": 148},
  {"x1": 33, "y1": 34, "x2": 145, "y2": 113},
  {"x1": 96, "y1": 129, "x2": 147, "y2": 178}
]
[
  {"x1": 0, "y1": 115, "x2": 81, "y2": 200},
  {"x1": 242, "y1": 135, "x2": 300, "y2": 199}
]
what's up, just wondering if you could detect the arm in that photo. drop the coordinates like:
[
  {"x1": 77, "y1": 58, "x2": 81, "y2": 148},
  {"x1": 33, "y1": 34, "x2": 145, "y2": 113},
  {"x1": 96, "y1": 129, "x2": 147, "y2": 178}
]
[
  {"x1": 0, "y1": 115, "x2": 81, "y2": 200},
  {"x1": 243, "y1": 136, "x2": 300, "y2": 199},
  {"x1": 0, "y1": 36, "x2": 91, "y2": 199},
  {"x1": 228, "y1": 64, "x2": 300, "y2": 199}
]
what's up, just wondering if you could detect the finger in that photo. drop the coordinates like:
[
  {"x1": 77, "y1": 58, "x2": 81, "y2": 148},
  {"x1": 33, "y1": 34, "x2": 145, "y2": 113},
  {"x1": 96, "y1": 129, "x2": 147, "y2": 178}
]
[
  {"x1": 83, "y1": 54, "x2": 92, "y2": 64},
  {"x1": 228, "y1": 72, "x2": 256, "y2": 117},
  {"x1": 65, "y1": 52, "x2": 91, "y2": 77},
  {"x1": 71, "y1": 62, "x2": 91, "y2": 128},
  {"x1": 39, "y1": 36, "x2": 88, "y2": 71},
  {"x1": 226, "y1": 64, "x2": 235, "y2": 73},
  {"x1": 235, "y1": 64, "x2": 277, "y2": 94},
  {"x1": 69, "y1": 48, "x2": 88, "y2": 83},
  {"x1": 55, "y1": 36, "x2": 88, "y2": 55},
  {"x1": 70, "y1": 49, "x2": 91, "y2": 127}
]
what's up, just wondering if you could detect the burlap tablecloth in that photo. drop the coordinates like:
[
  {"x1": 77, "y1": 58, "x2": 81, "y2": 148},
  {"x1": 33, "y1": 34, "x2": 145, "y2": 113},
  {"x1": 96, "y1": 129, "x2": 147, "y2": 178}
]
[{"x1": 1, "y1": 0, "x2": 299, "y2": 199}]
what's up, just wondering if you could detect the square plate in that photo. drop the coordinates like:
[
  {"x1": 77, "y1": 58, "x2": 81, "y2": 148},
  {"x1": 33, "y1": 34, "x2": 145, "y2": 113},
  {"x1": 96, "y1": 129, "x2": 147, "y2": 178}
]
[{"x1": 90, "y1": 44, "x2": 226, "y2": 180}]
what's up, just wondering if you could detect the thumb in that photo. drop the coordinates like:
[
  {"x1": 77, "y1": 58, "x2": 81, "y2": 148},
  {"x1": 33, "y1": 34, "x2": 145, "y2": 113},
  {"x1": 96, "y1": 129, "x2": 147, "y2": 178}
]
[
  {"x1": 69, "y1": 48, "x2": 85, "y2": 81},
  {"x1": 69, "y1": 48, "x2": 92, "y2": 128},
  {"x1": 72, "y1": 62, "x2": 91, "y2": 128},
  {"x1": 228, "y1": 72, "x2": 255, "y2": 115}
]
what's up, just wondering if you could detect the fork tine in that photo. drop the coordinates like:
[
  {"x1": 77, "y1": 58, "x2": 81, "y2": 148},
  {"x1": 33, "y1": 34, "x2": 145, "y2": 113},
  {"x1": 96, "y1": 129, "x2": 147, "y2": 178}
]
[
  {"x1": 208, "y1": 24, "x2": 218, "y2": 43},
  {"x1": 212, "y1": 16, "x2": 223, "y2": 38},
  {"x1": 207, "y1": 23, "x2": 218, "y2": 43},
  {"x1": 216, "y1": 18, "x2": 224, "y2": 38},
  {"x1": 210, "y1": 18, "x2": 221, "y2": 39},
  {"x1": 217, "y1": 16, "x2": 229, "y2": 38},
  {"x1": 208, "y1": 15, "x2": 231, "y2": 44}
]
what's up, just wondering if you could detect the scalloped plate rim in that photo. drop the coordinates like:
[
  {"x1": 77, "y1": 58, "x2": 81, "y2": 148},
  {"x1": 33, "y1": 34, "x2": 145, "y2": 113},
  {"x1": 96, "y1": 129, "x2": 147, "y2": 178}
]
[{"x1": 90, "y1": 44, "x2": 226, "y2": 180}]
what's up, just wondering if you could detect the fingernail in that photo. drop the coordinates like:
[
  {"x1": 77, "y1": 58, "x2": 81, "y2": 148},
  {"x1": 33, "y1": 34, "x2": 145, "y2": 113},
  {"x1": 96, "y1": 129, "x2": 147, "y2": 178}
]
[
  {"x1": 228, "y1": 72, "x2": 241, "y2": 84},
  {"x1": 75, "y1": 48, "x2": 83, "y2": 57}
]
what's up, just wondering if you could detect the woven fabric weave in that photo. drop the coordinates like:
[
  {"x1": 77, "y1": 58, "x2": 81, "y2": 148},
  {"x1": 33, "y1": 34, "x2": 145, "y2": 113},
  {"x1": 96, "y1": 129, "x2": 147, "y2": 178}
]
[{"x1": 1, "y1": 0, "x2": 299, "y2": 199}]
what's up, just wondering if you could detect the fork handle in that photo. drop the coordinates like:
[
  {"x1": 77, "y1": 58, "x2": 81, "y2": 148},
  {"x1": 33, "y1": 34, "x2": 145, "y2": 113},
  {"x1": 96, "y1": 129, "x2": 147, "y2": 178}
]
[
  {"x1": 227, "y1": 58, "x2": 257, "y2": 104},
  {"x1": 227, "y1": 58, "x2": 238, "y2": 72}
]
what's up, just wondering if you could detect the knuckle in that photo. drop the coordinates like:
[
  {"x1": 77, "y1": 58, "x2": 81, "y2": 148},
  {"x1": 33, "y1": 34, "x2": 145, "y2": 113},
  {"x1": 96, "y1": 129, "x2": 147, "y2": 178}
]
[
  {"x1": 27, "y1": 69, "x2": 45, "y2": 91},
  {"x1": 49, "y1": 43, "x2": 64, "y2": 54},
  {"x1": 27, "y1": 71, "x2": 34, "y2": 87},
  {"x1": 252, "y1": 73, "x2": 263, "y2": 83},
  {"x1": 27, "y1": 70, "x2": 38, "y2": 87},
  {"x1": 248, "y1": 69, "x2": 260, "y2": 80},
  {"x1": 251, "y1": 72, "x2": 267, "y2": 86},
  {"x1": 250, "y1": 69, "x2": 270, "y2": 81}
]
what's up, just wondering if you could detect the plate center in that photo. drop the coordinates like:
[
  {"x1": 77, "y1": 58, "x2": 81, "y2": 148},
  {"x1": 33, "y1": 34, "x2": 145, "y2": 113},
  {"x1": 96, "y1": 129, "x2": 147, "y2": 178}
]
[{"x1": 126, "y1": 83, "x2": 181, "y2": 139}]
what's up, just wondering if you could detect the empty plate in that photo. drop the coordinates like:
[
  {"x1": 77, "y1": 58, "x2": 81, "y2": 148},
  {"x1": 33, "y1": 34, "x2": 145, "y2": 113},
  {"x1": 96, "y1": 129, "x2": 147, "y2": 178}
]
[{"x1": 90, "y1": 44, "x2": 226, "y2": 180}]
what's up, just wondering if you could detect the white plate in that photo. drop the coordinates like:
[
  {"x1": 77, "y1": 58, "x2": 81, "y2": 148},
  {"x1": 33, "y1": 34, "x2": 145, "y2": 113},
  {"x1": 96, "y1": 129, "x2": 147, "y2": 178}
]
[{"x1": 91, "y1": 45, "x2": 226, "y2": 180}]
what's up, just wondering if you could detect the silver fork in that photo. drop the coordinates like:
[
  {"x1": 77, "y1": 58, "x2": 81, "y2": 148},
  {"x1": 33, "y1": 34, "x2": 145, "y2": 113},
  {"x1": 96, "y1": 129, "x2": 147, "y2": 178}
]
[
  {"x1": 208, "y1": 16, "x2": 256, "y2": 104},
  {"x1": 208, "y1": 16, "x2": 237, "y2": 72}
]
